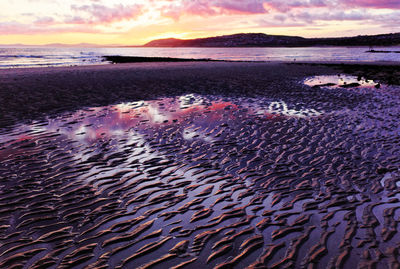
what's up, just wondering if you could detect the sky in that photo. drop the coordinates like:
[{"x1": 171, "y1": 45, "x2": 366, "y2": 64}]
[{"x1": 1, "y1": 0, "x2": 400, "y2": 45}]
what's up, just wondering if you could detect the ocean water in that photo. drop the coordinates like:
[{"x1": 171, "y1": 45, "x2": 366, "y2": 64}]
[{"x1": 1, "y1": 46, "x2": 400, "y2": 68}]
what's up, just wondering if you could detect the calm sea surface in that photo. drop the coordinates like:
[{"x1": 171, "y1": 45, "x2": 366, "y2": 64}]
[{"x1": 1, "y1": 46, "x2": 400, "y2": 68}]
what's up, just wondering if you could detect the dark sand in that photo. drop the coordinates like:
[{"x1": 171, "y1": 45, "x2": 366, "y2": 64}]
[
  {"x1": 104, "y1": 56, "x2": 220, "y2": 63},
  {"x1": 0, "y1": 62, "x2": 338, "y2": 127},
  {"x1": 0, "y1": 62, "x2": 400, "y2": 268}
]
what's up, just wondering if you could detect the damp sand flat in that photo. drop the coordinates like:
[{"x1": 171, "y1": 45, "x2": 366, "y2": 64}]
[
  {"x1": 0, "y1": 62, "x2": 400, "y2": 268},
  {"x1": 0, "y1": 62, "x2": 339, "y2": 128}
]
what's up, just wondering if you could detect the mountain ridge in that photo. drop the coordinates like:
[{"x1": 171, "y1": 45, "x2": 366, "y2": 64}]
[{"x1": 144, "y1": 32, "x2": 400, "y2": 47}]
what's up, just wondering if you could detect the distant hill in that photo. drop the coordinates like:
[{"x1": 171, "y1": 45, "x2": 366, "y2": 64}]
[{"x1": 144, "y1": 33, "x2": 400, "y2": 47}]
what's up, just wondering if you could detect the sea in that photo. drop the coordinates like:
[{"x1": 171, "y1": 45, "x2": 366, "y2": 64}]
[{"x1": 1, "y1": 46, "x2": 400, "y2": 68}]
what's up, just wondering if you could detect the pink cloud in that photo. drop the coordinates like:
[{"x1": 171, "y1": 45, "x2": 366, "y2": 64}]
[
  {"x1": 264, "y1": 0, "x2": 400, "y2": 11},
  {"x1": 162, "y1": 0, "x2": 396, "y2": 19},
  {"x1": 161, "y1": 0, "x2": 267, "y2": 20},
  {"x1": 70, "y1": 4, "x2": 142, "y2": 24},
  {"x1": 291, "y1": 10, "x2": 370, "y2": 23},
  {"x1": 64, "y1": 16, "x2": 87, "y2": 25},
  {"x1": 213, "y1": 0, "x2": 267, "y2": 14},
  {"x1": 0, "y1": 21, "x2": 101, "y2": 35},
  {"x1": 266, "y1": 9, "x2": 399, "y2": 28},
  {"x1": 2, "y1": 0, "x2": 399, "y2": 39},
  {"x1": 263, "y1": 0, "x2": 329, "y2": 12},
  {"x1": 343, "y1": 0, "x2": 400, "y2": 9},
  {"x1": 34, "y1": 16, "x2": 55, "y2": 25}
]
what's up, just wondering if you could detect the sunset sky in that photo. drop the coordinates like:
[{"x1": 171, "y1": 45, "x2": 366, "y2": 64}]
[{"x1": 1, "y1": 0, "x2": 399, "y2": 45}]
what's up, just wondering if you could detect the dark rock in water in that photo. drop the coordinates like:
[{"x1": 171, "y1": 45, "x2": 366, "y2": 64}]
[
  {"x1": 313, "y1": 83, "x2": 336, "y2": 88},
  {"x1": 366, "y1": 49, "x2": 400, "y2": 54},
  {"x1": 340, "y1": 82, "x2": 360, "y2": 88}
]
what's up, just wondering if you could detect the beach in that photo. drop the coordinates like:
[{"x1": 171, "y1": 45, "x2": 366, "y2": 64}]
[
  {"x1": 1, "y1": 61, "x2": 400, "y2": 268},
  {"x1": 0, "y1": 62, "x2": 339, "y2": 127}
]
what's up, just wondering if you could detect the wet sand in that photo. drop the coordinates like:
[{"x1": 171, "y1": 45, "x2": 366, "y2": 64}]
[
  {"x1": 0, "y1": 62, "x2": 337, "y2": 128},
  {"x1": 293, "y1": 62, "x2": 400, "y2": 86},
  {"x1": 0, "y1": 62, "x2": 400, "y2": 268}
]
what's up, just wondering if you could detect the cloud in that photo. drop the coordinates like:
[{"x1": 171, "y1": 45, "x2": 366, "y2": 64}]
[
  {"x1": 257, "y1": 18, "x2": 307, "y2": 28},
  {"x1": 343, "y1": 0, "x2": 400, "y2": 9},
  {"x1": 290, "y1": 10, "x2": 370, "y2": 23},
  {"x1": 0, "y1": 22, "x2": 27, "y2": 35},
  {"x1": 34, "y1": 16, "x2": 55, "y2": 25},
  {"x1": 70, "y1": 3, "x2": 142, "y2": 24},
  {"x1": 161, "y1": 0, "x2": 268, "y2": 20},
  {"x1": 159, "y1": 0, "x2": 394, "y2": 19},
  {"x1": 260, "y1": 0, "x2": 399, "y2": 12},
  {"x1": 1, "y1": 0, "x2": 400, "y2": 43},
  {"x1": 270, "y1": 8, "x2": 400, "y2": 30},
  {"x1": 263, "y1": 0, "x2": 329, "y2": 12},
  {"x1": 214, "y1": 0, "x2": 267, "y2": 14},
  {"x1": 0, "y1": 21, "x2": 101, "y2": 35}
]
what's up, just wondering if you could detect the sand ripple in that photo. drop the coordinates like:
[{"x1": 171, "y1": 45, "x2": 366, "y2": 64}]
[{"x1": 0, "y1": 81, "x2": 400, "y2": 268}]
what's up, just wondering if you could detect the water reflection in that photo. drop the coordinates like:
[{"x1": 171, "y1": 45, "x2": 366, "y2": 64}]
[
  {"x1": 304, "y1": 75, "x2": 378, "y2": 88},
  {"x1": 0, "y1": 94, "x2": 325, "y2": 160},
  {"x1": 265, "y1": 101, "x2": 322, "y2": 118}
]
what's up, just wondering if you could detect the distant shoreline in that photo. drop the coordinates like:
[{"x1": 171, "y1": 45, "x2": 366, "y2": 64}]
[
  {"x1": 103, "y1": 56, "x2": 221, "y2": 63},
  {"x1": 366, "y1": 49, "x2": 400, "y2": 54},
  {"x1": 103, "y1": 55, "x2": 400, "y2": 66}
]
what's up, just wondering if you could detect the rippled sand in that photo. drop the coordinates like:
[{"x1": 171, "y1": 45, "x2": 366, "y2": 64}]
[{"x1": 0, "y1": 64, "x2": 400, "y2": 268}]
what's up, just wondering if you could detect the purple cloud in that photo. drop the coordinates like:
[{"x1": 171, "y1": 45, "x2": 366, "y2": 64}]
[
  {"x1": 70, "y1": 3, "x2": 142, "y2": 24},
  {"x1": 34, "y1": 16, "x2": 55, "y2": 25},
  {"x1": 213, "y1": 0, "x2": 267, "y2": 13},
  {"x1": 263, "y1": 0, "x2": 329, "y2": 12},
  {"x1": 343, "y1": 0, "x2": 400, "y2": 9},
  {"x1": 291, "y1": 10, "x2": 370, "y2": 23},
  {"x1": 161, "y1": 0, "x2": 267, "y2": 20}
]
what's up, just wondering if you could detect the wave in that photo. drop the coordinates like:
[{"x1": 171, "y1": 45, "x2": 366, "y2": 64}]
[{"x1": 0, "y1": 50, "x2": 104, "y2": 68}]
